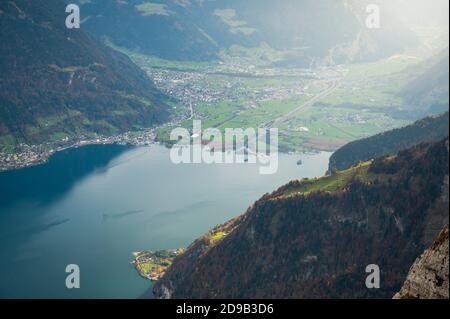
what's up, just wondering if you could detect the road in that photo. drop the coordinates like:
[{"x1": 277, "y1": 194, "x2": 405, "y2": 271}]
[
  {"x1": 269, "y1": 78, "x2": 341, "y2": 128},
  {"x1": 188, "y1": 101, "x2": 194, "y2": 120}
]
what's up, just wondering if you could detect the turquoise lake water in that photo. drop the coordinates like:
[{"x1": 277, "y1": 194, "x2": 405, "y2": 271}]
[{"x1": 0, "y1": 144, "x2": 330, "y2": 298}]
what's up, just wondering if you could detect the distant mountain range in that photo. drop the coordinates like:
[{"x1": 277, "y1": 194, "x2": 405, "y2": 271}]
[
  {"x1": 0, "y1": 0, "x2": 169, "y2": 149},
  {"x1": 329, "y1": 112, "x2": 449, "y2": 172},
  {"x1": 401, "y1": 49, "x2": 449, "y2": 116},
  {"x1": 153, "y1": 122, "x2": 449, "y2": 299},
  {"x1": 73, "y1": 0, "x2": 418, "y2": 65}
]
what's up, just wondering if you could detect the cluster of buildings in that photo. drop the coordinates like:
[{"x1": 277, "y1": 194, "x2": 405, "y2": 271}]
[
  {"x1": 145, "y1": 63, "x2": 314, "y2": 116},
  {"x1": 0, "y1": 144, "x2": 51, "y2": 172},
  {"x1": 0, "y1": 129, "x2": 158, "y2": 172},
  {"x1": 132, "y1": 249, "x2": 185, "y2": 281},
  {"x1": 148, "y1": 68, "x2": 244, "y2": 107}
]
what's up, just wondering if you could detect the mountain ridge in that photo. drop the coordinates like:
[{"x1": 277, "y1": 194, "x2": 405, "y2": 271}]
[
  {"x1": 0, "y1": 0, "x2": 170, "y2": 151},
  {"x1": 328, "y1": 112, "x2": 449, "y2": 172},
  {"x1": 73, "y1": 0, "x2": 418, "y2": 65},
  {"x1": 153, "y1": 137, "x2": 449, "y2": 299}
]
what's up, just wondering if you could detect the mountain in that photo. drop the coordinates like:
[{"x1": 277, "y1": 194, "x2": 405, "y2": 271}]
[
  {"x1": 400, "y1": 49, "x2": 449, "y2": 116},
  {"x1": 0, "y1": 0, "x2": 169, "y2": 150},
  {"x1": 328, "y1": 112, "x2": 449, "y2": 172},
  {"x1": 394, "y1": 224, "x2": 449, "y2": 299},
  {"x1": 73, "y1": 0, "x2": 418, "y2": 65},
  {"x1": 153, "y1": 138, "x2": 449, "y2": 299}
]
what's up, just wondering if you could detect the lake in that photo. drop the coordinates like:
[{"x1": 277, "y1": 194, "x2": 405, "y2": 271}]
[{"x1": 0, "y1": 144, "x2": 330, "y2": 298}]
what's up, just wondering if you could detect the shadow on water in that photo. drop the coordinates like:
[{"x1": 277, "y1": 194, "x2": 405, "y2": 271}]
[
  {"x1": 0, "y1": 144, "x2": 132, "y2": 209},
  {"x1": 0, "y1": 144, "x2": 133, "y2": 293}
]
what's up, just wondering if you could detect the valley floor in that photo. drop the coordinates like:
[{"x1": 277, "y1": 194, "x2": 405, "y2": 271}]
[
  {"x1": 121, "y1": 47, "x2": 425, "y2": 153},
  {"x1": 1, "y1": 43, "x2": 445, "y2": 172}
]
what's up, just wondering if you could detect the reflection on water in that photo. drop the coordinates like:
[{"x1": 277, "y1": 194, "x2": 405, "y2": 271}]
[
  {"x1": 0, "y1": 144, "x2": 132, "y2": 208},
  {"x1": 0, "y1": 144, "x2": 330, "y2": 298}
]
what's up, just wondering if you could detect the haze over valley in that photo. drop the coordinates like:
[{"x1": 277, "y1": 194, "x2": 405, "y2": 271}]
[{"x1": 0, "y1": 0, "x2": 448, "y2": 300}]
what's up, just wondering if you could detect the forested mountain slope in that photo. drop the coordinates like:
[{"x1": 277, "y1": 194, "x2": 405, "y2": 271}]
[
  {"x1": 0, "y1": 0, "x2": 169, "y2": 150},
  {"x1": 154, "y1": 138, "x2": 449, "y2": 299},
  {"x1": 328, "y1": 112, "x2": 449, "y2": 172},
  {"x1": 74, "y1": 0, "x2": 418, "y2": 65}
]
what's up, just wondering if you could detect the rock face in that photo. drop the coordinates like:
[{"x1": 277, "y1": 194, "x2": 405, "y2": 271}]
[
  {"x1": 394, "y1": 225, "x2": 449, "y2": 299},
  {"x1": 153, "y1": 139, "x2": 449, "y2": 299}
]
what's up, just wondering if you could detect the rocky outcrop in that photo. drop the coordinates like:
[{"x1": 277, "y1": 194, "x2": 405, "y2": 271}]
[{"x1": 394, "y1": 225, "x2": 449, "y2": 299}]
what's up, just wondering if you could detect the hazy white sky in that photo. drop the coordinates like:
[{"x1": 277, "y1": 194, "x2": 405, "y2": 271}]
[{"x1": 386, "y1": 0, "x2": 449, "y2": 28}]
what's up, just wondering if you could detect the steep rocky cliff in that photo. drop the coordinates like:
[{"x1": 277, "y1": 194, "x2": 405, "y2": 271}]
[
  {"x1": 154, "y1": 139, "x2": 449, "y2": 299},
  {"x1": 394, "y1": 225, "x2": 449, "y2": 299}
]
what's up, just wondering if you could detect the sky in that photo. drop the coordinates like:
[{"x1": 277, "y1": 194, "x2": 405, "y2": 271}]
[{"x1": 386, "y1": 0, "x2": 450, "y2": 28}]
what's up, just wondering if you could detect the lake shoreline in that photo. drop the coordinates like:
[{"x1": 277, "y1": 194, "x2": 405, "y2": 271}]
[
  {"x1": 132, "y1": 249, "x2": 185, "y2": 281},
  {"x1": 0, "y1": 129, "x2": 158, "y2": 173},
  {"x1": 0, "y1": 143, "x2": 331, "y2": 298},
  {"x1": 1, "y1": 132, "x2": 323, "y2": 174}
]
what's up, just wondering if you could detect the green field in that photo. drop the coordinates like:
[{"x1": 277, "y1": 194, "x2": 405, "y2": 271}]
[
  {"x1": 0, "y1": 135, "x2": 17, "y2": 153},
  {"x1": 209, "y1": 231, "x2": 228, "y2": 243},
  {"x1": 109, "y1": 42, "x2": 211, "y2": 72},
  {"x1": 117, "y1": 48, "x2": 426, "y2": 153},
  {"x1": 279, "y1": 161, "x2": 380, "y2": 198}
]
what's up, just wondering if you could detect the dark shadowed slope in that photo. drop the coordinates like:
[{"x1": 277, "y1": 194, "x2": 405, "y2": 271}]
[
  {"x1": 73, "y1": 0, "x2": 418, "y2": 65},
  {"x1": 328, "y1": 112, "x2": 449, "y2": 172},
  {"x1": 0, "y1": 0, "x2": 169, "y2": 149}
]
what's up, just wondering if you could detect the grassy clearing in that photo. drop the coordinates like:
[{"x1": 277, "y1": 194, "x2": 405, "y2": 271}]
[
  {"x1": 198, "y1": 96, "x2": 308, "y2": 130},
  {"x1": 110, "y1": 43, "x2": 211, "y2": 72},
  {"x1": 284, "y1": 107, "x2": 409, "y2": 142},
  {"x1": 220, "y1": 43, "x2": 287, "y2": 66},
  {"x1": 36, "y1": 112, "x2": 80, "y2": 128},
  {"x1": 208, "y1": 231, "x2": 229, "y2": 244},
  {"x1": 119, "y1": 93, "x2": 153, "y2": 107},
  {"x1": 0, "y1": 134, "x2": 17, "y2": 153},
  {"x1": 320, "y1": 87, "x2": 404, "y2": 108},
  {"x1": 344, "y1": 56, "x2": 423, "y2": 81},
  {"x1": 50, "y1": 132, "x2": 70, "y2": 142},
  {"x1": 214, "y1": 9, "x2": 256, "y2": 35},
  {"x1": 210, "y1": 231, "x2": 228, "y2": 242},
  {"x1": 134, "y1": 249, "x2": 185, "y2": 280},
  {"x1": 280, "y1": 161, "x2": 379, "y2": 198},
  {"x1": 322, "y1": 55, "x2": 425, "y2": 108}
]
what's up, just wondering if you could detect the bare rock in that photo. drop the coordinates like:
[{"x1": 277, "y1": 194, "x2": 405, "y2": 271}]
[{"x1": 394, "y1": 225, "x2": 449, "y2": 299}]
